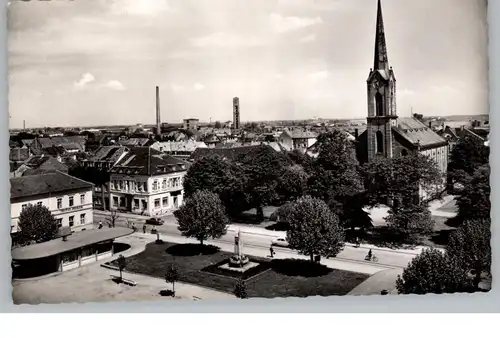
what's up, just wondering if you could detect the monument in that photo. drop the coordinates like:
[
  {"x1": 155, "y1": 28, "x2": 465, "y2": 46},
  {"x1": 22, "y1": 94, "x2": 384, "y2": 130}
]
[{"x1": 229, "y1": 229, "x2": 250, "y2": 267}]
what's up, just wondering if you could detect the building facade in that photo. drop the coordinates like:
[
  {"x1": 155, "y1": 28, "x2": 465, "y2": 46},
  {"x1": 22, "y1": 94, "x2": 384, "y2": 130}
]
[
  {"x1": 10, "y1": 171, "x2": 94, "y2": 233},
  {"x1": 109, "y1": 147, "x2": 187, "y2": 216},
  {"x1": 279, "y1": 129, "x2": 318, "y2": 152},
  {"x1": 357, "y1": 0, "x2": 448, "y2": 177},
  {"x1": 183, "y1": 118, "x2": 200, "y2": 130}
]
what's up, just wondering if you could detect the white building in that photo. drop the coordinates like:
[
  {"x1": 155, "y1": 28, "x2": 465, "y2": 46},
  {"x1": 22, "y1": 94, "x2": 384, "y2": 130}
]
[
  {"x1": 278, "y1": 129, "x2": 318, "y2": 152},
  {"x1": 10, "y1": 171, "x2": 94, "y2": 233},
  {"x1": 109, "y1": 147, "x2": 187, "y2": 216}
]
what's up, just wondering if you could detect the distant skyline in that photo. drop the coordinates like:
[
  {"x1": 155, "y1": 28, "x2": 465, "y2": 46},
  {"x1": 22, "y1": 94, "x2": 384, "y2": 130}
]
[{"x1": 9, "y1": 0, "x2": 488, "y2": 129}]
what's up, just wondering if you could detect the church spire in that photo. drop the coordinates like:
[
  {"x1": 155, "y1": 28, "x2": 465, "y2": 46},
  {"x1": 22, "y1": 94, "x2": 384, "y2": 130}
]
[{"x1": 373, "y1": 0, "x2": 389, "y2": 71}]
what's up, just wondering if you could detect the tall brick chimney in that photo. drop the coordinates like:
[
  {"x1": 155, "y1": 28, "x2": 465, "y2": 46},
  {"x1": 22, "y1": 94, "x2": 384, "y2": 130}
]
[
  {"x1": 354, "y1": 128, "x2": 359, "y2": 140},
  {"x1": 156, "y1": 86, "x2": 161, "y2": 136}
]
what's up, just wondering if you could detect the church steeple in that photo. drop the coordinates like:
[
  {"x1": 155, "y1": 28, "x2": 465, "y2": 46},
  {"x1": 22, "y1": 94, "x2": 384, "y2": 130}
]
[{"x1": 373, "y1": 0, "x2": 389, "y2": 71}]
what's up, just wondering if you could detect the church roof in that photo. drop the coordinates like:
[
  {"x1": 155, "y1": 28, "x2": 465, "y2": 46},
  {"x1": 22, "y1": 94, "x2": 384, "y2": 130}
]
[{"x1": 392, "y1": 118, "x2": 447, "y2": 148}]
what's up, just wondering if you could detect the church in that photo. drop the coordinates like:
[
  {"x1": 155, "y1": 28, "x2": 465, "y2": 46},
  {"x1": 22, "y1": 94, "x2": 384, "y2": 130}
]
[{"x1": 356, "y1": 0, "x2": 449, "y2": 176}]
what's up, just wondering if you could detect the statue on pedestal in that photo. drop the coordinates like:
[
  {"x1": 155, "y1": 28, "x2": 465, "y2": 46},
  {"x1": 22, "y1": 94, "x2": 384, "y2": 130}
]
[{"x1": 229, "y1": 229, "x2": 250, "y2": 267}]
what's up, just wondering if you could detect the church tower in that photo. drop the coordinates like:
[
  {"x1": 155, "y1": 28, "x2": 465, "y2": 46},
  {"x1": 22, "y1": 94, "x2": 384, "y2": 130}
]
[{"x1": 366, "y1": 0, "x2": 398, "y2": 162}]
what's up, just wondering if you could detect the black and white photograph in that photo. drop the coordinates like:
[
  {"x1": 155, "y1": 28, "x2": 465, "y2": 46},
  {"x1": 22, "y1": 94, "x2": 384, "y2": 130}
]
[{"x1": 8, "y1": 0, "x2": 490, "y2": 304}]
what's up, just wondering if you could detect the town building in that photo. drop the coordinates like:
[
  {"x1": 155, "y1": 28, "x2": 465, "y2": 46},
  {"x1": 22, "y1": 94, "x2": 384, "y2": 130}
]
[
  {"x1": 109, "y1": 147, "x2": 187, "y2": 216},
  {"x1": 150, "y1": 140, "x2": 207, "y2": 160},
  {"x1": 183, "y1": 118, "x2": 200, "y2": 130},
  {"x1": 356, "y1": 0, "x2": 448, "y2": 177},
  {"x1": 10, "y1": 171, "x2": 94, "y2": 233},
  {"x1": 278, "y1": 129, "x2": 318, "y2": 152},
  {"x1": 29, "y1": 135, "x2": 87, "y2": 154},
  {"x1": 438, "y1": 125, "x2": 489, "y2": 151},
  {"x1": 11, "y1": 227, "x2": 133, "y2": 278}
]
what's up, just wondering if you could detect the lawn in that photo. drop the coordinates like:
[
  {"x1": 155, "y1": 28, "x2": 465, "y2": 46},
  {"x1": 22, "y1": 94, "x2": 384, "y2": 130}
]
[{"x1": 109, "y1": 242, "x2": 369, "y2": 298}]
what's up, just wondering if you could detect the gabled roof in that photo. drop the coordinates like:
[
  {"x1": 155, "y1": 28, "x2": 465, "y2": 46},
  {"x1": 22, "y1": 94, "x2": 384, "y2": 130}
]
[
  {"x1": 281, "y1": 129, "x2": 318, "y2": 139},
  {"x1": 155, "y1": 141, "x2": 207, "y2": 153},
  {"x1": 10, "y1": 171, "x2": 93, "y2": 200},
  {"x1": 88, "y1": 146, "x2": 128, "y2": 163},
  {"x1": 392, "y1": 118, "x2": 447, "y2": 148},
  {"x1": 35, "y1": 136, "x2": 86, "y2": 151},
  {"x1": 118, "y1": 138, "x2": 152, "y2": 147},
  {"x1": 23, "y1": 157, "x2": 68, "y2": 176},
  {"x1": 10, "y1": 148, "x2": 30, "y2": 162},
  {"x1": 110, "y1": 147, "x2": 187, "y2": 176}
]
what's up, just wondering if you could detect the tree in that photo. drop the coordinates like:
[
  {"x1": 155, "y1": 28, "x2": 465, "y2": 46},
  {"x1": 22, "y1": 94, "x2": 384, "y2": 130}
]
[
  {"x1": 116, "y1": 255, "x2": 126, "y2": 282},
  {"x1": 174, "y1": 190, "x2": 229, "y2": 246},
  {"x1": 396, "y1": 248, "x2": 473, "y2": 294},
  {"x1": 448, "y1": 138, "x2": 489, "y2": 185},
  {"x1": 106, "y1": 210, "x2": 120, "y2": 228},
  {"x1": 447, "y1": 219, "x2": 491, "y2": 289},
  {"x1": 237, "y1": 145, "x2": 290, "y2": 221},
  {"x1": 277, "y1": 165, "x2": 309, "y2": 202},
  {"x1": 286, "y1": 149, "x2": 313, "y2": 171},
  {"x1": 286, "y1": 196, "x2": 345, "y2": 261},
  {"x1": 165, "y1": 263, "x2": 180, "y2": 296},
  {"x1": 385, "y1": 204, "x2": 435, "y2": 240},
  {"x1": 234, "y1": 278, "x2": 248, "y2": 299},
  {"x1": 183, "y1": 154, "x2": 246, "y2": 215},
  {"x1": 307, "y1": 131, "x2": 366, "y2": 229},
  {"x1": 214, "y1": 121, "x2": 222, "y2": 129},
  {"x1": 449, "y1": 164, "x2": 490, "y2": 226},
  {"x1": 17, "y1": 204, "x2": 58, "y2": 244}
]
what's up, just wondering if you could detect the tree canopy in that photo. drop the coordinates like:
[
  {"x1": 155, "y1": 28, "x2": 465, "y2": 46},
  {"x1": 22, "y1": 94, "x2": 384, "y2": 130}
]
[
  {"x1": 447, "y1": 218, "x2": 491, "y2": 288},
  {"x1": 174, "y1": 190, "x2": 229, "y2": 245},
  {"x1": 286, "y1": 196, "x2": 345, "y2": 261},
  {"x1": 17, "y1": 204, "x2": 58, "y2": 244},
  {"x1": 448, "y1": 138, "x2": 489, "y2": 182},
  {"x1": 396, "y1": 248, "x2": 473, "y2": 295}
]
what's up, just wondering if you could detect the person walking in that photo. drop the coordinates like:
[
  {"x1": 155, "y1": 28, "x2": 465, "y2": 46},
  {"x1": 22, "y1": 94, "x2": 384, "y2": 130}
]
[
  {"x1": 142, "y1": 224, "x2": 147, "y2": 234},
  {"x1": 270, "y1": 246, "x2": 275, "y2": 258},
  {"x1": 98, "y1": 221, "x2": 103, "y2": 229},
  {"x1": 367, "y1": 249, "x2": 372, "y2": 261}
]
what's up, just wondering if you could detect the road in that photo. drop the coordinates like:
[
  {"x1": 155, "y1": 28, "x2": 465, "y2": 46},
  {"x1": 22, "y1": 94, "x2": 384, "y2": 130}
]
[{"x1": 94, "y1": 211, "x2": 418, "y2": 270}]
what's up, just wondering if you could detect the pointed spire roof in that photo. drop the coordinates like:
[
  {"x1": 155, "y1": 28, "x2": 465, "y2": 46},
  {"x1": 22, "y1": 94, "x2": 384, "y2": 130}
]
[{"x1": 373, "y1": 0, "x2": 389, "y2": 71}]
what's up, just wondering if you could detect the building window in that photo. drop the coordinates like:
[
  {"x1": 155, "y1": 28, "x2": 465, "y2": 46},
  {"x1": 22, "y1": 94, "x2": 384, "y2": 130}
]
[
  {"x1": 142, "y1": 200, "x2": 148, "y2": 209},
  {"x1": 113, "y1": 196, "x2": 118, "y2": 207},
  {"x1": 154, "y1": 198, "x2": 160, "y2": 208},
  {"x1": 375, "y1": 92, "x2": 384, "y2": 117},
  {"x1": 69, "y1": 196, "x2": 74, "y2": 207},
  {"x1": 162, "y1": 197, "x2": 168, "y2": 206},
  {"x1": 57, "y1": 198, "x2": 62, "y2": 209},
  {"x1": 162, "y1": 179, "x2": 167, "y2": 189},
  {"x1": 37, "y1": 202, "x2": 42, "y2": 206},
  {"x1": 119, "y1": 197, "x2": 126, "y2": 207},
  {"x1": 80, "y1": 194, "x2": 85, "y2": 205},
  {"x1": 80, "y1": 213, "x2": 86, "y2": 225},
  {"x1": 153, "y1": 180, "x2": 159, "y2": 191},
  {"x1": 143, "y1": 182, "x2": 148, "y2": 192},
  {"x1": 376, "y1": 131, "x2": 384, "y2": 154},
  {"x1": 22, "y1": 204, "x2": 27, "y2": 210},
  {"x1": 134, "y1": 199, "x2": 139, "y2": 209},
  {"x1": 56, "y1": 218, "x2": 62, "y2": 228},
  {"x1": 69, "y1": 216, "x2": 74, "y2": 227}
]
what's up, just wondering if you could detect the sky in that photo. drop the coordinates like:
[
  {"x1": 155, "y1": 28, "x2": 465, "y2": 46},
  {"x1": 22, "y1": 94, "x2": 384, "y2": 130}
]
[{"x1": 8, "y1": 0, "x2": 489, "y2": 128}]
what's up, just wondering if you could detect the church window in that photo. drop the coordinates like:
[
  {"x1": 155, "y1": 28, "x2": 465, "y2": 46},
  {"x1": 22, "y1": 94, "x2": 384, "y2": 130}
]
[
  {"x1": 376, "y1": 131, "x2": 384, "y2": 154},
  {"x1": 375, "y1": 92, "x2": 384, "y2": 116}
]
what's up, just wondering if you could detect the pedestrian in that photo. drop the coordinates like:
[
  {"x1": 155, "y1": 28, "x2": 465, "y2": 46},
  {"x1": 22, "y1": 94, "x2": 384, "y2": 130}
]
[
  {"x1": 367, "y1": 249, "x2": 372, "y2": 261},
  {"x1": 270, "y1": 246, "x2": 275, "y2": 258},
  {"x1": 142, "y1": 224, "x2": 146, "y2": 234},
  {"x1": 355, "y1": 237, "x2": 360, "y2": 247}
]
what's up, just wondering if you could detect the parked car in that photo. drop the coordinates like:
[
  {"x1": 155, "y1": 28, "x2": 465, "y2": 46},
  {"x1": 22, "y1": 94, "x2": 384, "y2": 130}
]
[
  {"x1": 271, "y1": 238, "x2": 289, "y2": 248},
  {"x1": 146, "y1": 218, "x2": 164, "y2": 225}
]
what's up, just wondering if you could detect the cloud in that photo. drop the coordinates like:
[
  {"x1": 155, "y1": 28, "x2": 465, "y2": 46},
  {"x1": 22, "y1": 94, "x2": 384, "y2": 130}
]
[
  {"x1": 111, "y1": 0, "x2": 170, "y2": 16},
  {"x1": 309, "y1": 70, "x2": 329, "y2": 81},
  {"x1": 269, "y1": 13, "x2": 323, "y2": 33},
  {"x1": 191, "y1": 32, "x2": 265, "y2": 48},
  {"x1": 193, "y1": 83, "x2": 205, "y2": 91},
  {"x1": 74, "y1": 73, "x2": 95, "y2": 90},
  {"x1": 299, "y1": 34, "x2": 316, "y2": 43},
  {"x1": 104, "y1": 80, "x2": 126, "y2": 91}
]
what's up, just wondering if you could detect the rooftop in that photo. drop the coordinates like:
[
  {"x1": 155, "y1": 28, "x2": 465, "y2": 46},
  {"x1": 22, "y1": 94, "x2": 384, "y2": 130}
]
[
  {"x1": 393, "y1": 117, "x2": 447, "y2": 148},
  {"x1": 11, "y1": 228, "x2": 134, "y2": 260},
  {"x1": 10, "y1": 171, "x2": 93, "y2": 200},
  {"x1": 111, "y1": 147, "x2": 187, "y2": 176}
]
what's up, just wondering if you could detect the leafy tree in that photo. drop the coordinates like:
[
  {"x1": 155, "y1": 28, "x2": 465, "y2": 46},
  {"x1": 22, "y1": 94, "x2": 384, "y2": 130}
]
[
  {"x1": 17, "y1": 204, "x2": 58, "y2": 244},
  {"x1": 277, "y1": 165, "x2": 309, "y2": 202},
  {"x1": 385, "y1": 204, "x2": 434, "y2": 240},
  {"x1": 448, "y1": 138, "x2": 489, "y2": 185},
  {"x1": 116, "y1": 255, "x2": 126, "y2": 282},
  {"x1": 236, "y1": 145, "x2": 290, "y2": 221},
  {"x1": 286, "y1": 196, "x2": 345, "y2": 261},
  {"x1": 214, "y1": 121, "x2": 222, "y2": 129},
  {"x1": 165, "y1": 263, "x2": 180, "y2": 296},
  {"x1": 234, "y1": 278, "x2": 248, "y2": 299},
  {"x1": 174, "y1": 190, "x2": 229, "y2": 246},
  {"x1": 286, "y1": 149, "x2": 313, "y2": 170},
  {"x1": 396, "y1": 248, "x2": 472, "y2": 294},
  {"x1": 449, "y1": 164, "x2": 490, "y2": 226},
  {"x1": 183, "y1": 154, "x2": 246, "y2": 215},
  {"x1": 361, "y1": 153, "x2": 444, "y2": 207},
  {"x1": 447, "y1": 219, "x2": 491, "y2": 289},
  {"x1": 106, "y1": 210, "x2": 120, "y2": 228},
  {"x1": 307, "y1": 131, "x2": 366, "y2": 229}
]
